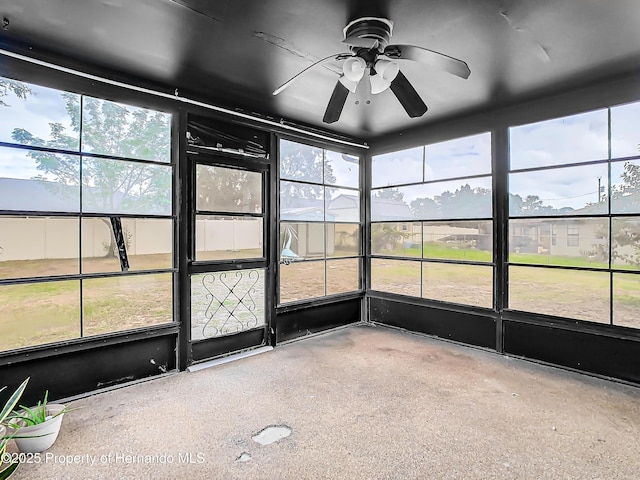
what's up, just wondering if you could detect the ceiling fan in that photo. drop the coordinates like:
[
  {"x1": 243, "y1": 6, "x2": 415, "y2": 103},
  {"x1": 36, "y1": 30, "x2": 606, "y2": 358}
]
[{"x1": 272, "y1": 17, "x2": 471, "y2": 124}]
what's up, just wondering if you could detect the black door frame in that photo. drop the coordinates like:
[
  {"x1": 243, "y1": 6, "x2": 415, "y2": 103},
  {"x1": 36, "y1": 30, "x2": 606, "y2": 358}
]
[{"x1": 185, "y1": 152, "x2": 271, "y2": 364}]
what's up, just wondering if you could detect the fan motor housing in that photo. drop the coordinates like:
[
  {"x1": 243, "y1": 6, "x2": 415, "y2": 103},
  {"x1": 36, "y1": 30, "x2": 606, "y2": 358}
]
[{"x1": 344, "y1": 17, "x2": 393, "y2": 51}]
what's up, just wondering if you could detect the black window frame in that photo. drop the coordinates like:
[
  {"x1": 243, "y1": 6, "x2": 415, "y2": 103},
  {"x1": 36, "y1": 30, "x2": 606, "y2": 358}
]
[{"x1": 0, "y1": 73, "x2": 177, "y2": 355}]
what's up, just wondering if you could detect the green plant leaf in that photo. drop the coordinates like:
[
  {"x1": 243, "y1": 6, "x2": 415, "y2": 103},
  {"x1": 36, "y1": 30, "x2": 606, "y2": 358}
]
[
  {"x1": 16, "y1": 405, "x2": 39, "y2": 425},
  {"x1": 6, "y1": 414, "x2": 34, "y2": 426},
  {"x1": 0, "y1": 378, "x2": 29, "y2": 424},
  {"x1": 9, "y1": 404, "x2": 71, "y2": 429},
  {"x1": 0, "y1": 461, "x2": 19, "y2": 480},
  {"x1": 48, "y1": 408, "x2": 69, "y2": 420},
  {"x1": 8, "y1": 432, "x2": 54, "y2": 439}
]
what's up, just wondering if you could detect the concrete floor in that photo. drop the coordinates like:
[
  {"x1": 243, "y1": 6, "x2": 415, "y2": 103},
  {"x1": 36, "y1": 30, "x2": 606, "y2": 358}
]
[{"x1": 10, "y1": 324, "x2": 640, "y2": 479}]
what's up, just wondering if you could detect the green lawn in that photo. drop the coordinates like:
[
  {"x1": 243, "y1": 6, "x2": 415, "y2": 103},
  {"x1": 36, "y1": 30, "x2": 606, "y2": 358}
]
[
  {"x1": 510, "y1": 252, "x2": 608, "y2": 269},
  {"x1": 0, "y1": 255, "x2": 173, "y2": 351},
  {"x1": 370, "y1": 254, "x2": 640, "y2": 328},
  {"x1": 379, "y1": 240, "x2": 640, "y2": 271},
  {"x1": 423, "y1": 243, "x2": 492, "y2": 262},
  {"x1": 2, "y1": 247, "x2": 640, "y2": 352}
]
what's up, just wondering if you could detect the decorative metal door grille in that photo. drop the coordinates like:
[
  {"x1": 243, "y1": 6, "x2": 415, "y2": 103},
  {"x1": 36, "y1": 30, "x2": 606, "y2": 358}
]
[{"x1": 191, "y1": 269, "x2": 265, "y2": 340}]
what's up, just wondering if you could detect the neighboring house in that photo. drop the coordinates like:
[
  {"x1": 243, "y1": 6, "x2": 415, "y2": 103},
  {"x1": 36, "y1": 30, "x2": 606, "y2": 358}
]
[
  {"x1": 327, "y1": 193, "x2": 359, "y2": 222},
  {"x1": 280, "y1": 195, "x2": 363, "y2": 259},
  {"x1": 0, "y1": 177, "x2": 164, "y2": 214},
  {"x1": 281, "y1": 197, "x2": 328, "y2": 221},
  {"x1": 0, "y1": 177, "x2": 79, "y2": 212},
  {"x1": 510, "y1": 195, "x2": 640, "y2": 264},
  {"x1": 370, "y1": 195, "x2": 413, "y2": 221},
  {"x1": 509, "y1": 218, "x2": 593, "y2": 255},
  {"x1": 280, "y1": 197, "x2": 340, "y2": 259}
]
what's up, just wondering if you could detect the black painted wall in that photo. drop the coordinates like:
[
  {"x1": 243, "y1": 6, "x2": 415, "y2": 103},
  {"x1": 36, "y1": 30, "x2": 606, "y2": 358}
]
[
  {"x1": 276, "y1": 298, "x2": 362, "y2": 343},
  {"x1": 1, "y1": 333, "x2": 177, "y2": 406},
  {"x1": 504, "y1": 320, "x2": 640, "y2": 384},
  {"x1": 369, "y1": 296, "x2": 497, "y2": 350}
]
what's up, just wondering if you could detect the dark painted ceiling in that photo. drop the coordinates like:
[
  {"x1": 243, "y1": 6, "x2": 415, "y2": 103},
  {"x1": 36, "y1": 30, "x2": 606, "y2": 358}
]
[{"x1": 0, "y1": 0, "x2": 639, "y2": 141}]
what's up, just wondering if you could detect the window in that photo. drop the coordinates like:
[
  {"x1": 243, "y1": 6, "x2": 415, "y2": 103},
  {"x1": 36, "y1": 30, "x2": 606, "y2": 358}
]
[
  {"x1": 508, "y1": 101, "x2": 640, "y2": 328},
  {"x1": 195, "y1": 165, "x2": 263, "y2": 261},
  {"x1": 0, "y1": 76, "x2": 174, "y2": 352},
  {"x1": 370, "y1": 132, "x2": 493, "y2": 308},
  {"x1": 567, "y1": 226, "x2": 580, "y2": 247},
  {"x1": 509, "y1": 109, "x2": 608, "y2": 169},
  {"x1": 278, "y1": 139, "x2": 361, "y2": 304}
]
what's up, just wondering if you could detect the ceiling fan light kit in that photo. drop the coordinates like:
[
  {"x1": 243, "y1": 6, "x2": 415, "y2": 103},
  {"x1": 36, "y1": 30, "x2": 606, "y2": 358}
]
[
  {"x1": 342, "y1": 56, "x2": 366, "y2": 82},
  {"x1": 273, "y1": 16, "x2": 471, "y2": 124},
  {"x1": 338, "y1": 75, "x2": 359, "y2": 94},
  {"x1": 370, "y1": 59, "x2": 400, "y2": 94}
]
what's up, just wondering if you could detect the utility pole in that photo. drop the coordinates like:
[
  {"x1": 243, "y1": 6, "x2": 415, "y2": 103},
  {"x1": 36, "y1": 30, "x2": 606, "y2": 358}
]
[{"x1": 597, "y1": 177, "x2": 602, "y2": 203}]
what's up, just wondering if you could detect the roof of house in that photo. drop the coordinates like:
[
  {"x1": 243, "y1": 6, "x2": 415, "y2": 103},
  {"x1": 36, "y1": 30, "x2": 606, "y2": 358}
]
[
  {"x1": 0, "y1": 177, "x2": 165, "y2": 215},
  {"x1": 370, "y1": 196, "x2": 414, "y2": 221},
  {"x1": 0, "y1": 177, "x2": 79, "y2": 212}
]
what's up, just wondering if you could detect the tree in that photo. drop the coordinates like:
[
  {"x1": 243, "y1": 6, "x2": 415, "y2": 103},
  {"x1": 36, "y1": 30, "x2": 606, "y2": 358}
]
[
  {"x1": 436, "y1": 184, "x2": 491, "y2": 218},
  {"x1": 520, "y1": 195, "x2": 544, "y2": 215},
  {"x1": 408, "y1": 184, "x2": 491, "y2": 219},
  {"x1": 371, "y1": 223, "x2": 406, "y2": 252},
  {"x1": 196, "y1": 165, "x2": 261, "y2": 213},
  {"x1": 0, "y1": 78, "x2": 31, "y2": 106},
  {"x1": 410, "y1": 197, "x2": 439, "y2": 219},
  {"x1": 613, "y1": 161, "x2": 640, "y2": 212},
  {"x1": 509, "y1": 193, "x2": 564, "y2": 216},
  {"x1": 374, "y1": 188, "x2": 404, "y2": 202},
  {"x1": 279, "y1": 141, "x2": 336, "y2": 214},
  {"x1": 586, "y1": 161, "x2": 640, "y2": 267},
  {"x1": 608, "y1": 162, "x2": 640, "y2": 266},
  {"x1": 10, "y1": 94, "x2": 171, "y2": 214},
  {"x1": 4, "y1": 82, "x2": 172, "y2": 257}
]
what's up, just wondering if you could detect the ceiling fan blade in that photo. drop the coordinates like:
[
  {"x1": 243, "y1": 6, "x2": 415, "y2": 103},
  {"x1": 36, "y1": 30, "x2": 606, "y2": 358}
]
[
  {"x1": 342, "y1": 36, "x2": 379, "y2": 49},
  {"x1": 384, "y1": 44, "x2": 471, "y2": 79},
  {"x1": 273, "y1": 53, "x2": 351, "y2": 95},
  {"x1": 323, "y1": 80, "x2": 350, "y2": 124},
  {"x1": 389, "y1": 70, "x2": 428, "y2": 118}
]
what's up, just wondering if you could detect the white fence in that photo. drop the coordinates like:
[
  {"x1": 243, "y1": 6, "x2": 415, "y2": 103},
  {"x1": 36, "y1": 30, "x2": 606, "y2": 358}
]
[
  {"x1": 196, "y1": 218, "x2": 263, "y2": 253},
  {"x1": 0, "y1": 217, "x2": 263, "y2": 261}
]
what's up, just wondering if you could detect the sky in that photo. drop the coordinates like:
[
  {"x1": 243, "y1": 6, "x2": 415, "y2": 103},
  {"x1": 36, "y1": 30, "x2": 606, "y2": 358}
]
[
  {"x1": 371, "y1": 132, "x2": 492, "y2": 188},
  {"x1": 0, "y1": 80, "x2": 79, "y2": 148},
  {"x1": 395, "y1": 176, "x2": 492, "y2": 205},
  {"x1": 0, "y1": 79, "x2": 77, "y2": 180},
  {"x1": 0, "y1": 145, "x2": 74, "y2": 181},
  {"x1": 371, "y1": 103, "x2": 640, "y2": 216},
  {"x1": 0, "y1": 76, "x2": 171, "y2": 182},
  {"x1": 324, "y1": 149, "x2": 359, "y2": 188},
  {"x1": 509, "y1": 109, "x2": 609, "y2": 169},
  {"x1": 509, "y1": 163, "x2": 608, "y2": 211},
  {"x1": 2, "y1": 75, "x2": 640, "y2": 216},
  {"x1": 280, "y1": 139, "x2": 360, "y2": 189}
]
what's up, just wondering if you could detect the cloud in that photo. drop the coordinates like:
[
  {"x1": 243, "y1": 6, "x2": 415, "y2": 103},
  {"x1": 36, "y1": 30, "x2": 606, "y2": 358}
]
[
  {"x1": 611, "y1": 102, "x2": 640, "y2": 158},
  {"x1": 0, "y1": 79, "x2": 79, "y2": 146},
  {"x1": 509, "y1": 163, "x2": 607, "y2": 210},
  {"x1": 510, "y1": 109, "x2": 609, "y2": 169},
  {"x1": 372, "y1": 133, "x2": 492, "y2": 187},
  {"x1": 372, "y1": 146, "x2": 423, "y2": 187},
  {"x1": 425, "y1": 132, "x2": 491, "y2": 179},
  {"x1": 325, "y1": 150, "x2": 359, "y2": 188},
  {"x1": 0, "y1": 146, "x2": 41, "y2": 178}
]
